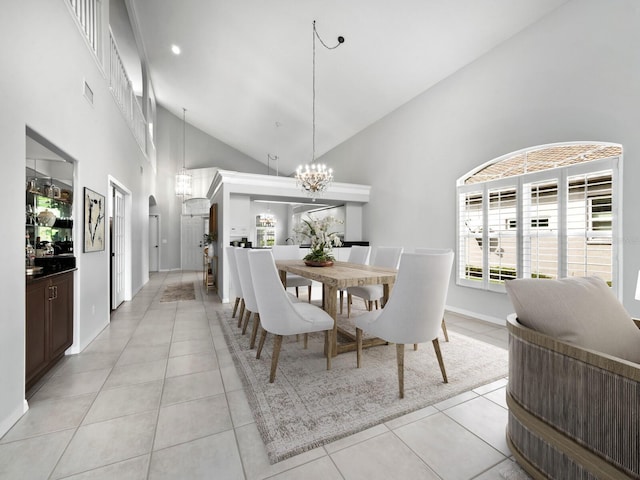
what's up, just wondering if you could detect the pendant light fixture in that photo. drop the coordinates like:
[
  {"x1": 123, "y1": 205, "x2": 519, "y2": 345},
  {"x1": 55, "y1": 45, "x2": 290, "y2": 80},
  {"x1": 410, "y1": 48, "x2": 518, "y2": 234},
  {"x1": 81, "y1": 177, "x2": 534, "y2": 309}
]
[
  {"x1": 295, "y1": 20, "x2": 345, "y2": 199},
  {"x1": 175, "y1": 107, "x2": 192, "y2": 199}
]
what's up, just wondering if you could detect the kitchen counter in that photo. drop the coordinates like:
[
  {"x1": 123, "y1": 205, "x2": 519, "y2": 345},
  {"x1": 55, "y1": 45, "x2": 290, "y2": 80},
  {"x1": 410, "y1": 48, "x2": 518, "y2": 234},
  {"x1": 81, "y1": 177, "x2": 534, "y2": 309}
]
[
  {"x1": 26, "y1": 255, "x2": 76, "y2": 283},
  {"x1": 26, "y1": 266, "x2": 77, "y2": 283}
]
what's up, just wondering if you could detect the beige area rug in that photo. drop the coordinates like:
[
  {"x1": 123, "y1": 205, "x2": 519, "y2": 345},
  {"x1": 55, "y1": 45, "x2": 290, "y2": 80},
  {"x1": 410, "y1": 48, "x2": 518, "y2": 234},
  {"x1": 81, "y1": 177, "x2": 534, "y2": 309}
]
[
  {"x1": 159, "y1": 282, "x2": 196, "y2": 302},
  {"x1": 218, "y1": 307, "x2": 509, "y2": 464}
]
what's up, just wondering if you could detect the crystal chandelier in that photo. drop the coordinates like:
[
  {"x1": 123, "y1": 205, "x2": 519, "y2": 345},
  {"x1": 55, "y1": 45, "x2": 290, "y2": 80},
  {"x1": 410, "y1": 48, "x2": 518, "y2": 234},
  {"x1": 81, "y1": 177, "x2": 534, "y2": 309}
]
[
  {"x1": 175, "y1": 108, "x2": 192, "y2": 198},
  {"x1": 258, "y1": 213, "x2": 276, "y2": 227},
  {"x1": 295, "y1": 20, "x2": 344, "y2": 199},
  {"x1": 296, "y1": 163, "x2": 333, "y2": 195}
]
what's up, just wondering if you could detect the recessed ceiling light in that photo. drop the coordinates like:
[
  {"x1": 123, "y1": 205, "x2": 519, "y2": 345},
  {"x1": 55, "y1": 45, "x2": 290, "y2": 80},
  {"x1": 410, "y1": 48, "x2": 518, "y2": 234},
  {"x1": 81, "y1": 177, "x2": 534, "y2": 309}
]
[{"x1": 171, "y1": 44, "x2": 181, "y2": 55}]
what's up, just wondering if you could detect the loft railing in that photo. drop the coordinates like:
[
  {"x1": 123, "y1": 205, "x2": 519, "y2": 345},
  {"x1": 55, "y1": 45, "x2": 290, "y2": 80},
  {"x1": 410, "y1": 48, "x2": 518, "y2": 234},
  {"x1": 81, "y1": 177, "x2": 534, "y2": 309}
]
[
  {"x1": 67, "y1": 0, "x2": 148, "y2": 154},
  {"x1": 108, "y1": 28, "x2": 146, "y2": 152},
  {"x1": 68, "y1": 0, "x2": 99, "y2": 54}
]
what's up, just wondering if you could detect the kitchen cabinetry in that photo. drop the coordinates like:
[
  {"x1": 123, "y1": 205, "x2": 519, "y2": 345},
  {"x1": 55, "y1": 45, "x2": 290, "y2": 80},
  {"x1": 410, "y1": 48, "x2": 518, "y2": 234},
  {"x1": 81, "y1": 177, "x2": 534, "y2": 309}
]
[{"x1": 25, "y1": 271, "x2": 74, "y2": 390}]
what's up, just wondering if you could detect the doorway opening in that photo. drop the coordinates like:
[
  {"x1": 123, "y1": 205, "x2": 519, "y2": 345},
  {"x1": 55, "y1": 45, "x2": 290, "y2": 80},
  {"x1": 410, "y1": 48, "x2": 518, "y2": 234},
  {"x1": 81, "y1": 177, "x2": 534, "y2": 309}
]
[
  {"x1": 109, "y1": 178, "x2": 132, "y2": 311},
  {"x1": 181, "y1": 214, "x2": 208, "y2": 271},
  {"x1": 149, "y1": 194, "x2": 160, "y2": 273}
]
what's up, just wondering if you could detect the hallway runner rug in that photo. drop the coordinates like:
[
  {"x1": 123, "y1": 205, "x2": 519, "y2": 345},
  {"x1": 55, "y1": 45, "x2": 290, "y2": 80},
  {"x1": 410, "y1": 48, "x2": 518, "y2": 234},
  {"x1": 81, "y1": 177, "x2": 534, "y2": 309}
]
[
  {"x1": 217, "y1": 308, "x2": 509, "y2": 463},
  {"x1": 160, "y1": 282, "x2": 196, "y2": 302}
]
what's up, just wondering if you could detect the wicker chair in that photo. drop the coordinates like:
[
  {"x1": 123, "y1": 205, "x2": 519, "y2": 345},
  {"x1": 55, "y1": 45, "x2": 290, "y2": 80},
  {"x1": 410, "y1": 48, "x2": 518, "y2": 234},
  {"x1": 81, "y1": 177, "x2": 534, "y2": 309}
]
[{"x1": 506, "y1": 314, "x2": 640, "y2": 480}]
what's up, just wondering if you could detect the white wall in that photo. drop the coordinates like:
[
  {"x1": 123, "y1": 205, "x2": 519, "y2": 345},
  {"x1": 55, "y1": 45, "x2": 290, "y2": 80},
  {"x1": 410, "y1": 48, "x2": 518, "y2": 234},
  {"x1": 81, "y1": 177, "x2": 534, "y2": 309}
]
[
  {"x1": 0, "y1": 0, "x2": 155, "y2": 436},
  {"x1": 344, "y1": 203, "x2": 364, "y2": 241},
  {"x1": 229, "y1": 195, "x2": 251, "y2": 241},
  {"x1": 320, "y1": 0, "x2": 640, "y2": 321}
]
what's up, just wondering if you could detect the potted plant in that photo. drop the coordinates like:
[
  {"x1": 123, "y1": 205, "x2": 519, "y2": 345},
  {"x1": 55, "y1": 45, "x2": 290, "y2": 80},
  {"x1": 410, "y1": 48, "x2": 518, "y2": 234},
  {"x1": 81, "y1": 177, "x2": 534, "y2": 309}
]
[
  {"x1": 294, "y1": 215, "x2": 343, "y2": 266},
  {"x1": 203, "y1": 232, "x2": 217, "y2": 256}
]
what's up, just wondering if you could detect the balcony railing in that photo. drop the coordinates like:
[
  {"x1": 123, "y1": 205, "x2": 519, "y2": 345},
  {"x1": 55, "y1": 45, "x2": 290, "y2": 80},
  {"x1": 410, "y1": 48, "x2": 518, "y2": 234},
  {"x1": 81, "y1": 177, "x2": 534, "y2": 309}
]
[
  {"x1": 108, "y1": 28, "x2": 146, "y2": 152},
  {"x1": 67, "y1": 0, "x2": 147, "y2": 154},
  {"x1": 69, "y1": 0, "x2": 99, "y2": 53}
]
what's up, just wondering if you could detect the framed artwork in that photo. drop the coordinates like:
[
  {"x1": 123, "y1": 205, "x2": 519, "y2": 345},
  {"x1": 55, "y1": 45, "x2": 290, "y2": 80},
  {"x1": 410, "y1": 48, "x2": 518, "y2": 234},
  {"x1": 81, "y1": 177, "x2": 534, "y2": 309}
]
[{"x1": 84, "y1": 187, "x2": 105, "y2": 252}]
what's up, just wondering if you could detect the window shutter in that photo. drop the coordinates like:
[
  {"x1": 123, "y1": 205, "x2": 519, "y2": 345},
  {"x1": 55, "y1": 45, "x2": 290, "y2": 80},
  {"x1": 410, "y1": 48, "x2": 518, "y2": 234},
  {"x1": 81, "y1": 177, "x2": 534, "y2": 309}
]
[
  {"x1": 522, "y1": 179, "x2": 558, "y2": 279},
  {"x1": 486, "y1": 187, "x2": 517, "y2": 285},
  {"x1": 566, "y1": 172, "x2": 612, "y2": 283}
]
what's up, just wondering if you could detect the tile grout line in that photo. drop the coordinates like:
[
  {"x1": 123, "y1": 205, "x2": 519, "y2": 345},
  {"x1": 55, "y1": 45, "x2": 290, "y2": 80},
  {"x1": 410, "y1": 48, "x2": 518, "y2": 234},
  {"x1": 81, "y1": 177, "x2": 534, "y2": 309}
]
[
  {"x1": 144, "y1": 273, "x2": 177, "y2": 480},
  {"x1": 201, "y1": 278, "x2": 251, "y2": 480},
  {"x1": 44, "y1": 271, "x2": 169, "y2": 480}
]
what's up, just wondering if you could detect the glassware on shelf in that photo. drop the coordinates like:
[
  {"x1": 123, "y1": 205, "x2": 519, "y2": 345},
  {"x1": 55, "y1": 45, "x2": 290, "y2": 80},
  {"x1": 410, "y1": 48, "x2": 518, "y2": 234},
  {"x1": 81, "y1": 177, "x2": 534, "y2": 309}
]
[
  {"x1": 25, "y1": 233, "x2": 35, "y2": 266},
  {"x1": 37, "y1": 209, "x2": 57, "y2": 227}
]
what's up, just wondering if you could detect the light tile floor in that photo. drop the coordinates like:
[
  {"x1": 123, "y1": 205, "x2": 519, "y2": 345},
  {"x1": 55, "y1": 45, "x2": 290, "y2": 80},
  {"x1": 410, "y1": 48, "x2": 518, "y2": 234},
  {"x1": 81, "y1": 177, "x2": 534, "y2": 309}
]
[{"x1": 0, "y1": 271, "x2": 531, "y2": 479}]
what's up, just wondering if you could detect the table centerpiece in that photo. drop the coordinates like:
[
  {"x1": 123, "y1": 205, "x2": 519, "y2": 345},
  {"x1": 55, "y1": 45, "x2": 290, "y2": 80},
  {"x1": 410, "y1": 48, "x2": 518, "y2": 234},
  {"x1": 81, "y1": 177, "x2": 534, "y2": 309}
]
[{"x1": 294, "y1": 215, "x2": 343, "y2": 267}]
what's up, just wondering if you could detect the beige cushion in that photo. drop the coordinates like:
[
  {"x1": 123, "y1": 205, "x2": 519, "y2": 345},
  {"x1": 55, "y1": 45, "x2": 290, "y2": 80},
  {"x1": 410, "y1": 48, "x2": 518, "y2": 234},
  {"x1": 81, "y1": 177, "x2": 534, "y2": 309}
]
[{"x1": 505, "y1": 276, "x2": 640, "y2": 363}]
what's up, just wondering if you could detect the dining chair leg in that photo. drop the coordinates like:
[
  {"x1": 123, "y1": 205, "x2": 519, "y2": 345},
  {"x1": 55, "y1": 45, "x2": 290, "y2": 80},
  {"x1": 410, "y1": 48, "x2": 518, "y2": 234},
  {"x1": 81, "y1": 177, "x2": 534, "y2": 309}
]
[
  {"x1": 414, "y1": 343, "x2": 418, "y2": 351},
  {"x1": 432, "y1": 338, "x2": 448, "y2": 383},
  {"x1": 232, "y1": 297, "x2": 240, "y2": 318},
  {"x1": 269, "y1": 335, "x2": 284, "y2": 383},
  {"x1": 295, "y1": 286, "x2": 300, "y2": 298},
  {"x1": 241, "y1": 310, "x2": 251, "y2": 335},
  {"x1": 325, "y1": 330, "x2": 332, "y2": 370},
  {"x1": 237, "y1": 299, "x2": 245, "y2": 328},
  {"x1": 249, "y1": 313, "x2": 260, "y2": 349},
  {"x1": 347, "y1": 293, "x2": 352, "y2": 318},
  {"x1": 375, "y1": 300, "x2": 379, "y2": 310},
  {"x1": 256, "y1": 328, "x2": 268, "y2": 359},
  {"x1": 396, "y1": 343, "x2": 405, "y2": 399},
  {"x1": 339, "y1": 290, "x2": 344, "y2": 314},
  {"x1": 307, "y1": 285, "x2": 312, "y2": 303},
  {"x1": 441, "y1": 318, "x2": 449, "y2": 342},
  {"x1": 304, "y1": 333, "x2": 308, "y2": 349},
  {"x1": 356, "y1": 327, "x2": 363, "y2": 368}
]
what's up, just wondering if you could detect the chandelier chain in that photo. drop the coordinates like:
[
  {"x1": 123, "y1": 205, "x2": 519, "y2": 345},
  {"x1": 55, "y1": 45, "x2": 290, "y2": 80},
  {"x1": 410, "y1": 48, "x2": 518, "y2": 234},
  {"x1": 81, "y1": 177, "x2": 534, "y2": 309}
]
[
  {"x1": 182, "y1": 108, "x2": 186, "y2": 169},
  {"x1": 175, "y1": 107, "x2": 192, "y2": 198},
  {"x1": 312, "y1": 21, "x2": 316, "y2": 163},
  {"x1": 296, "y1": 20, "x2": 344, "y2": 199},
  {"x1": 312, "y1": 21, "x2": 344, "y2": 163}
]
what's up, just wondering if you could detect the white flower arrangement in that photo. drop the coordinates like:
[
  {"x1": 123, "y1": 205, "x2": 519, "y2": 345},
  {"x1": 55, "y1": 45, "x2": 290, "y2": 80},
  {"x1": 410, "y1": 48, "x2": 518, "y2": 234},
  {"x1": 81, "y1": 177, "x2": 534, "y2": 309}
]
[{"x1": 294, "y1": 215, "x2": 343, "y2": 262}]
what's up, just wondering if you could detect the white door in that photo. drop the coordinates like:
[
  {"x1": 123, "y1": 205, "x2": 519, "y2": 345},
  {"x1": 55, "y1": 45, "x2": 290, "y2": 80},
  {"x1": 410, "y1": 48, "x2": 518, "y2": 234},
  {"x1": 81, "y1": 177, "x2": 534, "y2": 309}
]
[
  {"x1": 181, "y1": 215, "x2": 208, "y2": 271},
  {"x1": 149, "y1": 214, "x2": 159, "y2": 272},
  {"x1": 111, "y1": 188, "x2": 125, "y2": 309}
]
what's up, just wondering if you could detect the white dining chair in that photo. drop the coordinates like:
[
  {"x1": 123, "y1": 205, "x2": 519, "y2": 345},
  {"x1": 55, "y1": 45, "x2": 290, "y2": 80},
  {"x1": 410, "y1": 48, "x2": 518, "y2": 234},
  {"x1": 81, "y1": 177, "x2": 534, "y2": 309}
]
[
  {"x1": 346, "y1": 246, "x2": 403, "y2": 317},
  {"x1": 271, "y1": 245, "x2": 313, "y2": 302},
  {"x1": 248, "y1": 249, "x2": 334, "y2": 383},
  {"x1": 415, "y1": 248, "x2": 453, "y2": 342},
  {"x1": 339, "y1": 245, "x2": 371, "y2": 315},
  {"x1": 234, "y1": 248, "x2": 263, "y2": 348},
  {"x1": 225, "y1": 246, "x2": 244, "y2": 325},
  {"x1": 355, "y1": 250, "x2": 454, "y2": 398},
  {"x1": 235, "y1": 248, "x2": 303, "y2": 348}
]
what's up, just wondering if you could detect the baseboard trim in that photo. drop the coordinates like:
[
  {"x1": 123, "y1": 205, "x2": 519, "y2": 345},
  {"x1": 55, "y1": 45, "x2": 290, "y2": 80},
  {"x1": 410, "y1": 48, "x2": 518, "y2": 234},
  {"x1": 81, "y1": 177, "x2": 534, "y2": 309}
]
[
  {"x1": 445, "y1": 305, "x2": 504, "y2": 326},
  {"x1": 0, "y1": 400, "x2": 29, "y2": 439}
]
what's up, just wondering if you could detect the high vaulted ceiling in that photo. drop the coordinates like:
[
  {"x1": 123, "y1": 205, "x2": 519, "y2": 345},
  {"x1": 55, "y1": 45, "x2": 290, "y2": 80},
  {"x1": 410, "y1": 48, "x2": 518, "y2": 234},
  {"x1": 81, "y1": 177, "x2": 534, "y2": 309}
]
[{"x1": 129, "y1": 0, "x2": 569, "y2": 176}]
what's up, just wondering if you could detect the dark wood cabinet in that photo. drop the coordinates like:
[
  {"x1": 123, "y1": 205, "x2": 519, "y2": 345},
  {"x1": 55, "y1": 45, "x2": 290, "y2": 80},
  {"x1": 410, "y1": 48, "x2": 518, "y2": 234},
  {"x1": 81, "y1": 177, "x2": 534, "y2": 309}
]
[
  {"x1": 209, "y1": 203, "x2": 217, "y2": 236},
  {"x1": 25, "y1": 271, "x2": 74, "y2": 390},
  {"x1": 25, "y1": 280, "x2": 48, "y2": 382}
]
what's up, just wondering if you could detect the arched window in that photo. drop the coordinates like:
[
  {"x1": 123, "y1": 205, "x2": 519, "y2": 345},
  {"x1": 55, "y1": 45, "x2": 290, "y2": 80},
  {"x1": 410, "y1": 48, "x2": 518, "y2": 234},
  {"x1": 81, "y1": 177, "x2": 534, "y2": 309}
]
[{"x1": 457, "y1": 143, "x2": 621, "y2": 293}]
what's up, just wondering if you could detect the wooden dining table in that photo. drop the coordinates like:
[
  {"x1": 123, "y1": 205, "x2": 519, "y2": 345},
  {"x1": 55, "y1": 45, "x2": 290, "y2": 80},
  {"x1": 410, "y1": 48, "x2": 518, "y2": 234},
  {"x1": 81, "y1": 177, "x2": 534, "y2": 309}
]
[{"x1": 275, "y1": 259, "x2": 397, "y2": 356}]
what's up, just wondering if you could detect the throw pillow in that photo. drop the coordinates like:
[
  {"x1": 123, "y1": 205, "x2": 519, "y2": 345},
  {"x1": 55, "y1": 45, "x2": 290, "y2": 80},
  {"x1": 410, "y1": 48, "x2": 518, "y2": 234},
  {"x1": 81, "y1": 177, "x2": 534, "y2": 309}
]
[{"x1": 505, "y1": 276, "x2": 640, "y2": 364}]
